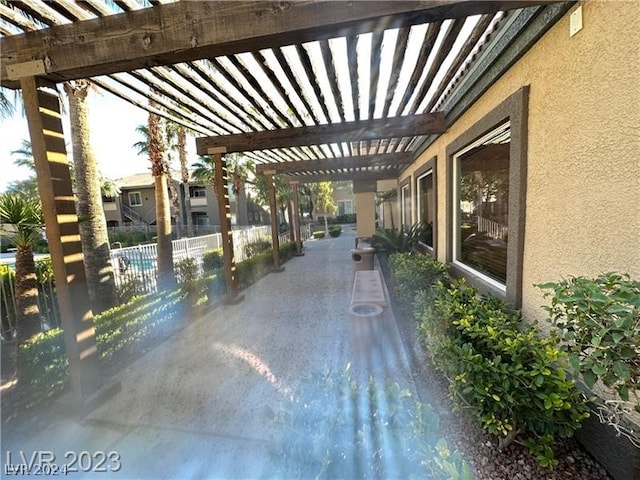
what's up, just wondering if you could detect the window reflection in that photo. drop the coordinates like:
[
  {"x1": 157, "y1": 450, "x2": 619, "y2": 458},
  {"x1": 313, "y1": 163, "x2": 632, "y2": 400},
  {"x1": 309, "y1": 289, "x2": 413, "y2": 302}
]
[{"x1": 456, "y1": 124, "x2": 510, "y2": 284}]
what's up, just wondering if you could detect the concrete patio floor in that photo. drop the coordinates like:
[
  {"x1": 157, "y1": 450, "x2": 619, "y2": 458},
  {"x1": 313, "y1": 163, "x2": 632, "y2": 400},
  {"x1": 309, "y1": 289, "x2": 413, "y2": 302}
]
[{"x1": 2, "y1": 227, "x2": 421, "y2": 479}]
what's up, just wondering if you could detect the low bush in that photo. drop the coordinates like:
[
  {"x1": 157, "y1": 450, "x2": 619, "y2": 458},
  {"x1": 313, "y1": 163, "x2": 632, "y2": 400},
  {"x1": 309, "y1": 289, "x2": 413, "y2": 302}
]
[
  {"x1": 235, "y1": 241, "x2": 297, "y2": 288},
  {"x1": 388, "y1": 252, "x2": 447, "y2": 306},
  {"x1": 174, "y1": 257, "x2": 198, "y2": 295},
  {"x1": 243, "y1": 238, "x2": 272, "y2": 258},
  {"x1": 313, "y1": 231, "x2": 325, "y2": 239},
  {"x1": 538, "y1": 273, "x2": 640, "y2": 446},
  {"x1": 415, "y1": 279, "x2": 590, "y2": 467},
  {"x1": 19, "y1": 328, "x2": 67, "y2": 393},
  {"x1": 538, "y1": 273, "x2": 640, "y2": 407},
  {"x1": 328, "y1": 213, "x2": 356, "y2": 224},
  {"x1": 328, "y1": 225, "x2": 342, "y2": 237},
  {"x1": 202, "y1": 248, "x2": 224, "y2": 271},
  {"x1": 1, "y1": 264, "x2": 16, "y2": 336},
  {"x1": 269, "y1": 364, "x2": 471, "y2": 479}
]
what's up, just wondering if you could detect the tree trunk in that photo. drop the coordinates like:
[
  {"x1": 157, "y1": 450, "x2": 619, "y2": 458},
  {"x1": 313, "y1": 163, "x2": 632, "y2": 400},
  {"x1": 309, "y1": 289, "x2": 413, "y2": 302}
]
[
  {"x1": 14, "y1": 245, "x2": 41, "y2": 378},
  {"x1": 177, "y1": 127, "x2": 194, "y2": 237},
  {"x1": 149, "y1": 107, "x2": 175, "y2": 290},
  {"x1": 14, "y1": 246, "x2": 41, "y2": 343},
  {"x1": 64, "y1": 81, "x2": 118, "y2": 314}
]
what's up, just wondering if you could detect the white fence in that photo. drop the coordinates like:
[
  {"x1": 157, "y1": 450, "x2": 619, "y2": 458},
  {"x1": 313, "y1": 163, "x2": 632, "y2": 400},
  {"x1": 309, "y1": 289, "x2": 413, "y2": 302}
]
[
  {"x1": 110, "y1": 224, "x2": 312, "y2": 294},
  {"x1": 476, "y1": 216, "x2": 508, "y2": 240}
]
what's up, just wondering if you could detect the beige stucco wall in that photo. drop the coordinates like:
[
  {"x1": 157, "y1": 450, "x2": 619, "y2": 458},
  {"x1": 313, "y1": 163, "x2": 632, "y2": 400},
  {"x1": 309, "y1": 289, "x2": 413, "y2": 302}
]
[{"x1": 403, "y1": 1, "x2": 640, "y2": 322}]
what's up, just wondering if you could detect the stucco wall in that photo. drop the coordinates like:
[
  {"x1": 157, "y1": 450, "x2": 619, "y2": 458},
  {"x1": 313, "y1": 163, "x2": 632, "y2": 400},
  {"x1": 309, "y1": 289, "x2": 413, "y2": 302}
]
[{"x1": 404, "y1": 1, "x2": 640, "y2": 321}]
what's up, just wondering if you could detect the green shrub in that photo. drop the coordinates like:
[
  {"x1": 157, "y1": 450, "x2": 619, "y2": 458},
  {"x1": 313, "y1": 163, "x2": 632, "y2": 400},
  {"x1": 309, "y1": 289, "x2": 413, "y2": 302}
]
[
  {"x1": 328, "y1": 213, "x2": 356, "y2": 224},
  {"x1": 537, "y1": 273, "x2": 640, "y2": 412},
  {"x1": 313, "y1": 231, "x2": 325, "y2": 239},
  {"x1": 244, "y1": 238, "x2": 272, "y2": 258},
  {"x1": 235, "y1": 249, "x2": 272, "y2": 287},
  {"x1": 328, "y1": 225, "x2": 342, "y2": 237},
  {"x1": 116, "y1": 274, "x2": 145, "y2": 303},
  {"x1": 389, "y1": 252, "x2": 447, "y2": 305},
  {"x1": 95, "y1": 289, "x2": 187, "y2": 361},
  {"x1": 174, "y1": 257, "x2": 198, "y2": 295},
  {"x1": 1, "y1": 264, "x2": 16, "y2": 336},
  {"x1": 202, "y1": 248, "x2": 224, "y2": 271},
  {"x1": 35, "y1": 257, "x2": 55, "y2": 283},
  {"x1": 415, "y1": 279, "x2": 590, "y2": 467},
  {"x1": 19, "y1": 328, "x2": 67, "y2": 392},
  {"x1": 279, "y1": 241, "x2": 296, "y2": 260},
  {"x1": 270, "y1": 364, "x2": 471, "y2": 479}
]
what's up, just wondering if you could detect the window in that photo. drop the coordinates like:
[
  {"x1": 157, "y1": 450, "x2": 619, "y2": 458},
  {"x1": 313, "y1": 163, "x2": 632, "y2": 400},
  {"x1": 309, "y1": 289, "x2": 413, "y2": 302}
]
[
  {"x1": 416, "y1": 162, "x2": 436, "y2": 249},
  {"x1": 193, "y1": 212, "x2": 209, "y2": 226},
  {"x1": 400, "y1": 183, "x2": 411, "y2": 229},
  {"x1": 337, "y1": 200, "x2": 353, "y2": 216},
  {"x1": 128, "y1": 191, "x2": 142, "y2": 207},
  {"x1": 190, "y1": 186, "x2": 206, "y2": 198},
  {"x1": 446, "y1": 87, "x2": 528, "y2": 306},
  {"x1": 453, "y1": 123, "x2": 510, "y2": 288}
]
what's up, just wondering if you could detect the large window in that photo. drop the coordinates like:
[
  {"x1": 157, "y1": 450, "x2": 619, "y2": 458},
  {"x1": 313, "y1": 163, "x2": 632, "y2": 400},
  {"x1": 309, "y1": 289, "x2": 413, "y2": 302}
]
[
  {"x1": 453, "y1": 123, "x2": 510, "y2": 288},
  {"x1": 128, "y1": 191, "x2": 142, "y2": 207},
  {"x1": 416, "y1": 169, "x2": 435, "y2": 248},
  {"x1": 446, "y1": 86, "x2": 529, "y2": 307}
]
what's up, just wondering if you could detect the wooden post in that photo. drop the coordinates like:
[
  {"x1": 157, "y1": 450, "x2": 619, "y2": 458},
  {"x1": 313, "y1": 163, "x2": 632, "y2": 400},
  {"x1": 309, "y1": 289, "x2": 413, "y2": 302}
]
[
  {"x1": 20, "y1": 77, "x2": 118, "y2": 406},
  {"x1": 289, "y1": 180, "x2": 304, "y2": 256},
  {"x1": 264, "y1": 170, "x2": 284, "y2": 272},
  {"x1": 210, "y1": 148, "x2": 243, "y2": 303}
]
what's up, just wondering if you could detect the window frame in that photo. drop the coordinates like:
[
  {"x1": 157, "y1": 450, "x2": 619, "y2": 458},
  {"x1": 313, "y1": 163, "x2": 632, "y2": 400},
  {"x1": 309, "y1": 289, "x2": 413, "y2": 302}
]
[
  {"x1": 446, "y1": 87, "x2": 529, "y2": 307},
  {"x1": 400, "y1": 180, "x2": 412, "y2": 229},
  {"x1": 128, "y1": 191, "x2": 142, "y2": 207},
  {"x1": 414, "y1": 156, "x2": 437, "y2": 255},
  {"x1": 452, "y1": 123, "x2": 510, "y2": 294}
]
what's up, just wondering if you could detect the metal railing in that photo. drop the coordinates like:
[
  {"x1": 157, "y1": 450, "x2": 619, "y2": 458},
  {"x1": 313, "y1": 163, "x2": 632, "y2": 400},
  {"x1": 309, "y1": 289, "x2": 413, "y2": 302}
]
[{"x1": 477, "y1": 216, "x2": 508, "y2": 239}]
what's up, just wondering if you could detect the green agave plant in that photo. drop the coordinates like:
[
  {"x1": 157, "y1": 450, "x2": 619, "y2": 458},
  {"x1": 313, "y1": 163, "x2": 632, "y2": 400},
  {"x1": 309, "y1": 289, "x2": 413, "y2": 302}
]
[{"x1": 372, "y1": 221, "x2": 429, "y2": 254}]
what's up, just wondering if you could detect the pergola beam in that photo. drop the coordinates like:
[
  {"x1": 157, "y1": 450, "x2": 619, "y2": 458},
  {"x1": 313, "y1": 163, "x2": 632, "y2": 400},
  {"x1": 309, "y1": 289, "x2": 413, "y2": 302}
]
[
  {"x1": 255, "y1": 152, "x2": 412, "y2": 175},
  {"x1": 290, "y1": 170, "x2": 399, "y2": 184},
  {"x1": 196, "y1": 113, "x2": 445, "y2": 154},
  {"x1": 1, "y1": 1, "x2": 558, "y2": 87}
]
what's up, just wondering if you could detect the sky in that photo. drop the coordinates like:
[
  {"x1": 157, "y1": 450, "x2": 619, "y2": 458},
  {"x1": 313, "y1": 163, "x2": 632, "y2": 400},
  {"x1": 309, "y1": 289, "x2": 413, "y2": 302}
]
[{"x1": 0, "y1": 88, "x2": 198, "y2": 192}]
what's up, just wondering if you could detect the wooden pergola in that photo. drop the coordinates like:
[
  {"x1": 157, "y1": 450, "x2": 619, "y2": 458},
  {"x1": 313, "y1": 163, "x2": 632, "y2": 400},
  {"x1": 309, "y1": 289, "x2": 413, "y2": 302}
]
[{"x1": 0, "y1": 0, "x2": 572, "y2": 407}]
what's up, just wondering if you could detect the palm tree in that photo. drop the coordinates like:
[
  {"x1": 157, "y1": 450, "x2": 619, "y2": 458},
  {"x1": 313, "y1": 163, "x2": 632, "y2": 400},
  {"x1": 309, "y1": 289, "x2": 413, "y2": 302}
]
[
  {"x1": 0, "y1": 87, "x2": 16, "y2": 119},
  {"x1": 134, "y1": 122, "x2": 183, "y2": 236},
  {"x1": 192, "y1": 153, "x2": 254, "y2": 225},
  {"x1": 174, "y1": 124, "x2": 194, "y2": 237},
  {"x1": 0, "y1": 193, "x2": 44, "y2": 351},
  {"x1": 64, "y1": 80, "x2": 118, "y2": 314},
  {"x1": 10, "y1": 139, "x2": 33, "y2": 169},
  {"x1": 146, "y1": 102, "x2": 175, "y2": 290}
]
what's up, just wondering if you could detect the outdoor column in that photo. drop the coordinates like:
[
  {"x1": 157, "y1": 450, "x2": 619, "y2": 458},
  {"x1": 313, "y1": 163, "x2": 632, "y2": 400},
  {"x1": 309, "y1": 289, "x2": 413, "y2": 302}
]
[
  {"x1": 353, "y1": 179, "x2": 378, "y2": 240},
  {"x1": 289, "y1": 180, "x2": 304, "y2": 256},
  {"x1": 20, "y1": 76, "x2": 118, "y2": 406},
  {"x1": 209, "y1": 148, "x2": 243, "y2": 303},
  {"x1": 264, "y1": 170, "x2": 284, "y2": 272}
]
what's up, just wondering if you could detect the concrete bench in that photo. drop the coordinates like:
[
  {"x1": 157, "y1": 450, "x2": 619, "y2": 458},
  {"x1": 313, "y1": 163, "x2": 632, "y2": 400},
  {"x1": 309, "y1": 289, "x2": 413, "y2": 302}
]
[{"x1": 351, "y1": 269, "x2": 387, "y2": 308}]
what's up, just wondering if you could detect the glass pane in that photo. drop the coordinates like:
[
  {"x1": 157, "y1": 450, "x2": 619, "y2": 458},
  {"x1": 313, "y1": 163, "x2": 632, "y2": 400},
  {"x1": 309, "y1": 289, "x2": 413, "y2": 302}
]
[
  {"x1": 402, "y1": 185, "x2": 411, "y2": 228},
  {"x1": 457, "y1": 128, "x2": 510, "y2": 284},
  {"x1": 418, "y1": 173, "x2": 434, "y2": 247}
]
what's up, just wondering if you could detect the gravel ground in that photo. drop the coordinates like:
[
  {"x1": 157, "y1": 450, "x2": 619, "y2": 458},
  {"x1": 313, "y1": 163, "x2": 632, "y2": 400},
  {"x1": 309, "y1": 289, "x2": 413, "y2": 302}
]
[{"x1": 379, "y1": 254, "x2": 612, "y2": 480}]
